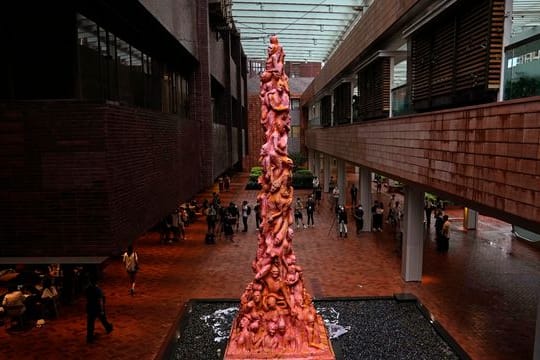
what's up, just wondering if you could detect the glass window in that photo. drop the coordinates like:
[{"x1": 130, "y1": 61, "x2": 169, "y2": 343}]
[
  {"x1": 76, "y1": 13, "x2": 182, "y2": 113},
  {"x1": 504, "y1": 37, "x2": 540, "y2": 100},
  {"x1": 77, "y1": 14, "x2": 100, "y2": 99}
]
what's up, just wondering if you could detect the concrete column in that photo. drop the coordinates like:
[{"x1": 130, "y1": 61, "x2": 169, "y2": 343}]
[
  {"x1": 314, "y1": 152, "x2": 321, "y2": 179},
  {"x1": 499, "y1": 0, "x2": 513, "y2": 101},
  {"x1": 330, "y1": 94, "x2": 335, "y2": 127},
  {"x1": 336, "y1": 159, "x2": 346, "y2": 206},
  {"x1": 401, "y1": 186, "x2": 424, "y2": 282},
  {"x1": 323, "y1": 155, "x2": 330, "y2": 193},
  {"x1": 534, "y1": 292, "x2": 540, "y2": 360},
  {"x1": 359, "y1": 167, "x2": 372, "y2": 232},
  {"x1": 463, "y1": 208, "x2": 478, "y2": 230},
  {"x1": 350, "y1": 81, "x2": 355, "y2": 124},
  {"x1": 308, "y1": 149, "x2": 316, "y2": 173}
]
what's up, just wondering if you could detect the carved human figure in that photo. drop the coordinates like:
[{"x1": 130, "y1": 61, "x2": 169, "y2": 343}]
[
  {"x1": 226, "y1": 36, "x2": 331, "y2": 358},
  {"x1": 262, "y1": 321, "x2": 280, "y2": 352}
]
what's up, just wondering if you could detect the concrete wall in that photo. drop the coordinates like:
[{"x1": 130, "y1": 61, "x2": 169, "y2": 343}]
[
  {"x1": 0, "y1": 101, "x2": 203, "y2": 256},
  {"x1": 305, "y1": 97, "x2": 540, "y2": 232},
  {"x1": 139, "y1": 0, "x2": 198, "y2": 57},
  {"x1": 209, "y1": 35, "x2": 227, "y2": 87},
  {"x1": 230, "y1": 59, "x2": 238, "y2": 100}
]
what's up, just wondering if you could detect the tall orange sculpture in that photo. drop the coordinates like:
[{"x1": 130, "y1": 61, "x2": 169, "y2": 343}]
[{"x1": 225, "y1": 36, "x2": 335, "y2": 359}]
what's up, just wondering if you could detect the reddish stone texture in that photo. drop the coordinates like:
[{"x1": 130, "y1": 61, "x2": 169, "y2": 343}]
[
  {"x1": 228, "y1": 37, "x2": 334, "y2": 359},
  {"x1": 0, "y1": 101, "x2": 203, "y2": 256},
  {"x1": 244, "y1": 93, "x2": 264, "y2": 171},
  {"x1": 305, "y1": 97, "x2": 540, "y2": 232}
]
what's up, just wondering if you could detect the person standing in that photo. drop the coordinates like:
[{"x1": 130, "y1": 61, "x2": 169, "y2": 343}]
[
  {"x1": 312, "y1": 176, "x2": 320, "y2": 190},
  {"x1": 122, "y1": 245, "x2": 139, "y2": 296},
  {"x1": 254, "y1": 200, "x2": 262, "y2": 230},
  {"x1": 86, "y1": 276, "x2": 113, "y2": 343},
  {"x1": 424, "y1": 198, "x2": 434, "y2": 227},
  {"x1": 434, "y1": 211, "x2": 444, "y2": 251},
  {"x1": 206, "y1": 204, "x2": 218, "y2": 235},
  {"x1": 224, "y1": 175, "x2": 231, "y2": 192},
  {"x1": 441, "y1": 215, "x2": 451, "y2": 252},
  {"x1": 328, "y1": 176, "x2": 335, "y2": 194},
  {"x1": 306, "y1": 195, "x2": 315, "y2": 227},
  {"x1": 218, "y1": 176, "x2": 224, "y2": 193},
  {"x1": 350, "y1": 184, "x2": 358, "y2": 207},
  {"x1": 171, "y1": 209, "x2": 180, "y2": 242},
  {"x1": 241, "y1": 200, "x2": 251, "y2": 232},
  {"x1": 353, "y1": 204, "x2": 364, "y2": 235},
  {"x1": 337, "y1": 205, "x2": 348, "y2": 237},
  {"x1": 332, "y1": 186, "x2": 340, "y2": 213},
  {"x1": 294, "y1": 197, "x2": 307, "y2": 229}
]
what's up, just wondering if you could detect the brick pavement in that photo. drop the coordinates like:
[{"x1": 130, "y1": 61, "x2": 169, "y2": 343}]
[{"x1": 0, "y1": 172, "x2": 539, "y2": 360}]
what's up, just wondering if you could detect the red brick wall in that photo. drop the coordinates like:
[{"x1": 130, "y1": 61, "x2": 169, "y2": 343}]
[
  {"x1": 193, "y1": 0, "x2": 214, "y2": 188},
  {"x1": 305, "y1": 97, "x2": 540, "y2": 232},
  {"x1": 0, "y1": 101, "x2": 203, "y2": 256},
  {"x1": 244, "y1": 93, "x2": 264, "y2": 171}
]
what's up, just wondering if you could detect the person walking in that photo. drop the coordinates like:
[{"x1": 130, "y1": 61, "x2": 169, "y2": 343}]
[
  {"x1": 85, "y1": 275, "x2": 113, "y2": 344},
  {"x1": 122, "y1": 245, "x2": 139, "y2": 296}
]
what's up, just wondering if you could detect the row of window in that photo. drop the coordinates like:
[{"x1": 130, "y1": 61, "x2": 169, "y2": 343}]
[{"x1": 77, "y1": 14, "x2": 189, "y2": 116}]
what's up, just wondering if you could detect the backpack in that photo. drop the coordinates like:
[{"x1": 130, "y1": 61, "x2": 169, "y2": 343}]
[{"x1": 246, "y1": 206, "x2": 252, "y2": 215}]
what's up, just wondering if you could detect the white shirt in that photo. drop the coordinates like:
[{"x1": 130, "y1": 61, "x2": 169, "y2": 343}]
[{"x1": 123, "y1": 252, "x2": 139, "y2": 272}]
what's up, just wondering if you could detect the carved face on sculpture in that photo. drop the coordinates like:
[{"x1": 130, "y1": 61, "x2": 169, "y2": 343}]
[
  {"x1": 240, "y1": 316, "x2": 250, "y2": 329},
  {"x1": 249, "y1": 320, "x2": 260, "y2": 333},
  {"x1": 267, "y1": 295, "x2": 277, "y2": 309},
  {"x1": 270, "y1": 266, "x2": 280, "y2": 279},
  {"x1": 252, "y1": 290, "x2": 261, "y2": 304},
  {"x1": 268, "y1": 322, "x2": 277, "y2": 335},
  {"x1": 286, "y1": 254, "x2": 297, "y2": 266}
]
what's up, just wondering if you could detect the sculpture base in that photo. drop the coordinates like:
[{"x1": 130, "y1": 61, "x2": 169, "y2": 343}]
[{"x1": 224, "y1": 314, "x2": 335, "y2": 359}]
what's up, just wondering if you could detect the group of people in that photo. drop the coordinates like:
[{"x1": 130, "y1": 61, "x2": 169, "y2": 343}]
[
  {"x1": 2, "y1": 274, "x2": 60, "y2": 330},
  {"x1": 160, "y1": 207, "x2": 188, "y2": 243},
  {"x1": 294, "y1": 195, "x2": 316, "y2": 229},
  {"x1": 217, "y1": 175, "x2": 231, "y2": 193},
  {"x1": 203, "y1": 197, "x2": 257, "y2": 243}
]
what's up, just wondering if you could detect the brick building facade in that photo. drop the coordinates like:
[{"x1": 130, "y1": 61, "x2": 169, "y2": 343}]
[{"x1": 0, "y1": 0, "x2": 247, "y2": 256}]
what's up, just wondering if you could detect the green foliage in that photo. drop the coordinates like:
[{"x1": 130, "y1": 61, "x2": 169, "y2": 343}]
[
  {"x1": 295, "y1": 169, "x2": 313, "y2": 176},
  {"x1": 246, "y1": 180, "x2": 262, "y2": 190},
  {"x1": 292, "y1": 170, "x2": 314, "y2": 189},
  {"x1": 249, "y1": 166, "x2": 263, "y2": 182},
  {"x1": 289, "y1": 152, "x2": 307, "y2": 170}
]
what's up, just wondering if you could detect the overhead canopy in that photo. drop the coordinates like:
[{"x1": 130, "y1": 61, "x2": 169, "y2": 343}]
[
  {"x1": 231, "y1": 0, "x2": 540, "y2": 63},
  {"x1": 512, "y1": 0, "x2": 540, "y2": 36},
  {"x1": 231, "y1": 0, "x2": 372, "y2": 63}
]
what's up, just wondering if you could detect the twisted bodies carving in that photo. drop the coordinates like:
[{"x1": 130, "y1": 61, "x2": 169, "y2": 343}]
[{"x1": 225, "y1": 36, "x2": 333, "y2": 359}]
